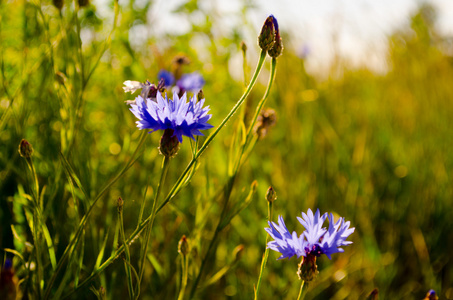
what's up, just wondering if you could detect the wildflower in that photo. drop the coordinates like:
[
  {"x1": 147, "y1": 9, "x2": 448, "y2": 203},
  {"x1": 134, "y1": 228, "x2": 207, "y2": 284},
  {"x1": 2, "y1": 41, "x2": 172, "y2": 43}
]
[
  {"x1": 265, "y1": 209, "x2": 354, "y2": 281},
  {"x1": 158, "y1": 70, "x2": 175, "y2": 87},
  {"x1": 128, "y1": 92, "x2": 214, "y2": 143},
  {"x1": 177, "y1": 72, "x2": 205, "y2": 92}
]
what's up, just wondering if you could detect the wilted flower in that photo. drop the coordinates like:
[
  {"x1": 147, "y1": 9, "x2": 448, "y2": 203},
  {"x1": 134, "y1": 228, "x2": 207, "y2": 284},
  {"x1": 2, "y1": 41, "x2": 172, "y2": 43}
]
[
  {"x1": 128, "y1": 92, "x2": 214, "y2": 143},
  {"x1": 265, "y1": 209, "x2": 354, "y2": 281}
]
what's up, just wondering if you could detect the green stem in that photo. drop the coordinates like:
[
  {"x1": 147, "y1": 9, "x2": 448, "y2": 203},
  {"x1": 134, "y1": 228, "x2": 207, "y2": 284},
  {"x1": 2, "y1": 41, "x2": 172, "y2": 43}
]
[
  {"x1": 44, "y1": 131, "x2": 147, "y2": 299},
  {"x1": 254, "y1": 201, "x2": 273, "y2": 299},
  {"x1": 297, "y1": 280, "x2": 305, "y2": 300},
  {"x1": 232, "y1": 57, "x2": 277, "y2": 176},
  {"x1": 136, "y1": 155, "x2": 171, "y2": 298},
  {"x1": 156, "y1": 50, "x2": 267, "y2": 214},
  {"x1": 177, "y1": 254, "x2": 189, "y2": 300},
  {"x1": 62, "y1": 50, "x2": 267, "y2": 299},
  {"x1": 119, "y1": 203, "x2": 134, "y2": 300},
  {"x1": 189, "y1": 55, "x2": 277, "y2": 300}
]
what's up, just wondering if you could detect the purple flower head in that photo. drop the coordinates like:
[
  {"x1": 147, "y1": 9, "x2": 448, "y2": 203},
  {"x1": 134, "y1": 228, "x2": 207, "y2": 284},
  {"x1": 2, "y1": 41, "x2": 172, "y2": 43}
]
[
  {"x1": 265, "y1": 209, "x2": 354, "y2": 260},
  {"x1": 177, "y1": 72, "x2": 205, "y2": 92},
  {"x1": 129, "y1": 91, "x2": 214, "y2": 143},
  {"x1": 158, "y1": 70, "x2": 175, "y2": 87}
]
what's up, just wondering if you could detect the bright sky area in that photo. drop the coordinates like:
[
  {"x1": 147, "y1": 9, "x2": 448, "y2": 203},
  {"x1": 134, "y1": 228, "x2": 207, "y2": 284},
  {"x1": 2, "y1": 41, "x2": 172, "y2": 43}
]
[{"x1": 95, "y1": 0, "x2": 453, "y2": 74}]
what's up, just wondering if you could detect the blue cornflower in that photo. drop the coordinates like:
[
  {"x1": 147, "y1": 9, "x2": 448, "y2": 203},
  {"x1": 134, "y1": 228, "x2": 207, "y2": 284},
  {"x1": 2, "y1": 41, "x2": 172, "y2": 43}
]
[
  {"x1": 177, "y1": 72, "x2": 205, "y2": 91},
  {"x1": 265, "y1": 209, "x2": 354, "y2": 281},
  {"x1": 158, "y1": 69, "x2": 175, "y2": 87},
  {"x1": 265, "y1": 209, "x2": 354, "y2": 260},
  {"x1": 129, "y1": 91, "x2": 214, "y2": 143}
]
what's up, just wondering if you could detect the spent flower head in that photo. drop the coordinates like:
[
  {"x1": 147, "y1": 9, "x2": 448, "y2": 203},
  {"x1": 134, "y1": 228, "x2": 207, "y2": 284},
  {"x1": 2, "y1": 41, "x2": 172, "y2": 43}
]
[{"x1": 128, "y1": 91, "x2": 214, "y2": 143}]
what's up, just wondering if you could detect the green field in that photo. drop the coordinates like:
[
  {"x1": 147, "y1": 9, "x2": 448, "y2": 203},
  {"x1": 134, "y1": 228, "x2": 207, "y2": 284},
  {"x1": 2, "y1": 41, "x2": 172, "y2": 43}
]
[{"x1": 1, "y1": 1, "x2": 452, "y2": 299}]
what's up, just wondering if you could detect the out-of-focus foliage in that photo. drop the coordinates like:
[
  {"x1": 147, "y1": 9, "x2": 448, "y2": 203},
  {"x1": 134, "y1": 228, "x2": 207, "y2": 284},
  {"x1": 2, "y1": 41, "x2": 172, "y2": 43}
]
[{"x1": 0, "y1": 1, "x2": 452, "y2": 299}]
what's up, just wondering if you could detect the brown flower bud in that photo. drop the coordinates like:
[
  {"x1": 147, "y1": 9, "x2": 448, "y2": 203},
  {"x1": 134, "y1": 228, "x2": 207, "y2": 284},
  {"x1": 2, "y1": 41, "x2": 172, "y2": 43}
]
[{"x1": 18, "y1": 139, "x2": 33, "y2": 158}]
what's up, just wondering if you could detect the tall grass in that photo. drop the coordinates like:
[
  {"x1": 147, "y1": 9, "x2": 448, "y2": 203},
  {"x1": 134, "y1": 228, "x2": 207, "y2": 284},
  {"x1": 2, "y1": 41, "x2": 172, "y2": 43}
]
[{"x1": 1, "y1": 1, "x2": 452, "y2": 299}]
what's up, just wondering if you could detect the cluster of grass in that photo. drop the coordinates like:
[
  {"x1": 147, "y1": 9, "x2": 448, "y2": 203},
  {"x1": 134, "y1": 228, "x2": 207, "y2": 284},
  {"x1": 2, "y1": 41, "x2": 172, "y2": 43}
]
[{"x1": 1, "y1": 1, "x2": 452, "y2": 299}]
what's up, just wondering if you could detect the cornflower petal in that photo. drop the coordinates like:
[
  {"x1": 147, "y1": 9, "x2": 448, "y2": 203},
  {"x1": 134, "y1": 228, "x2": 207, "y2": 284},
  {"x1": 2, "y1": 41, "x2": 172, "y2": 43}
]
[{"x1": 128, "y1": 92, "x2": 213, "y2": 142}]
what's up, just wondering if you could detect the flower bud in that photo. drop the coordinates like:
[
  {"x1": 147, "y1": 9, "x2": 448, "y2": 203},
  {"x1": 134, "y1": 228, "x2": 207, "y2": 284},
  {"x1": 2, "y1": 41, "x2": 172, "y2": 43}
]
[
  {"x1": 424, "y1": 290, "x2": 438, "y2": 300},
  {"x1": 159, "y1": 129, "x2": 180, "y2": 158},
  {"x1": 258, "y1": 16, "x2": 275, "y2": 51},
  {"x1": 240, "y1": 41, "x2": 247, "y2": 54},
  {"x1": 268, "y1": 32, "x2": 283, "y2": 58},
  {"x1": 178, "y1": 235, "x2": 190, "y2": 256},
  {"x1": 297, "y1": 254, "x2": 318, "y2": 282},
  {"x1": 268, "y1": 17, "x2": 283, "y2": 58},
  {"x1": 117, "y1": 197, "x2": 124, "y2": 213},
  {"x1": 265, "y1": 186, "x2": 277, "y2": 203},
  {"x1": 18, "y1": 139, "x2": 33, "y2": 158}
]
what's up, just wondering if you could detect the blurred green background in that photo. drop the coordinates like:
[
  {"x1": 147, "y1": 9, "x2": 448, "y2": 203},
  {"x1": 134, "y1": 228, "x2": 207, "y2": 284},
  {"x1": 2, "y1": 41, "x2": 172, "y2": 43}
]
[{"x1": 1, "y1": 0, "x2": 452, "y2": 299}]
